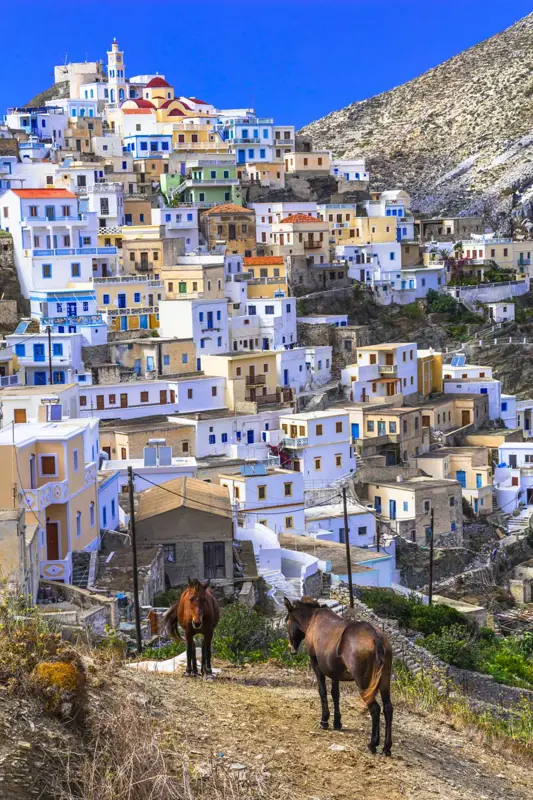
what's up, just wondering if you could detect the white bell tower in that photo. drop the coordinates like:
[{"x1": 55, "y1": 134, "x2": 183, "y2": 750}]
[{"x1": 106, "y1": 38, "x2": 127, "y2": 106}]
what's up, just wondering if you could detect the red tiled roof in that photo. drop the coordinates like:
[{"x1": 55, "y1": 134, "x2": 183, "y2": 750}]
[
  {"x1": 168, "y1": 108, "x2": 185, "y2": 117},
  {"x1": 244, "y1": 256, "x2": 284, "y2": 265},
  {"x1": 11, "y1": 188, "x2": 76, "y2": 198},
  {"x1": 126, "y1": 98, "x2": 155, "y2": 109},
  {"x1": 152, "y1": 95, "x2": 165, "y2": 99},
  {"x1": 160, "y1": 98, "x2": 176, "y2": 109},
  {"x1": 189, "y1": 97, "x2": 209, "y2": 105},
  {"x1": 122, "y1": 108, "x2": 152, "y2": 115},
  {"x1": 280, "y1": 213, "x2": 322, "y2": 224},
  {"x1": 180, "y1": 100, "x2": 193, "y2": 111},
  {"x1": 145, "y1": 76, "x2": 171, "y2": 88},
  {"x1": 202, "y1": 203, "x2": 251, "y2": 215}
]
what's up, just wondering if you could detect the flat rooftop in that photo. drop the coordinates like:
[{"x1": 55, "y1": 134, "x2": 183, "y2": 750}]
[
  {"x1": 0, "y1": 418, "x2": 97, "y2": 446},
  {"x1": 280, "y1": 533, "x2": 390, "y2": 574},
  {"x1": 367, "y1": 477, "x2": 460, "y2": 490}
]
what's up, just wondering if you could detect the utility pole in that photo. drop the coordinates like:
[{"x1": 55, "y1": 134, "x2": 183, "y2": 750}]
[
  {"x1": 342, "y1": 486, "x2": 354, "y2": 608},
  {"x1": 428, "y1": 507, "x2": 435, "y2": 606},
  {"x1": 46, "y1": 326, "x2": 53, "y2": 386},
  {"x1": 127, "y1": 466, "x2": 143, "y2": 654}
]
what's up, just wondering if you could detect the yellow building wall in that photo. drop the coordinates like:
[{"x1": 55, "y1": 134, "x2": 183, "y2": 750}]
[
  {"x1": 68, "y1": 483, "x2": 99, "y2": 551},
  {"x1": 246, "y1": 281, "x2": 288, "y2": 299},
  {"x1": 418, "y1": 354, "x2": 443, "y2": 395},
  {"x1": 338, "y1": 217, "x2": 397, "y2": 245},
  {"x1": 67, "y1": 435, "x2": 86, "y2": 495}
]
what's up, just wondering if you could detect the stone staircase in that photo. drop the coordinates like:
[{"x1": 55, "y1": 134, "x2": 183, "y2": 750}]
[
  {"x1": 71, "y1": 552, "x2": 91, "y2": 589},
  {"x1": 259, "y1": 569, "x2": 300, "y2": 609}
]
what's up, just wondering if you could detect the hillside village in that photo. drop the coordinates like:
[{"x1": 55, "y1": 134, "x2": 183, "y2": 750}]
[{"x1": 3, "y1": 39, "x2": 533, "y2": 722}]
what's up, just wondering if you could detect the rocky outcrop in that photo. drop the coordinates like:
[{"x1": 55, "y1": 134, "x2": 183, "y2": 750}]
[{"x1": 301, "y1": 13, "x2": 533, "y2": 230}]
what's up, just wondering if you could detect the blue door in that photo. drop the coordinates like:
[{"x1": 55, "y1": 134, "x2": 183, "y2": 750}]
[
  {"x1": 237, "y1": 149, "x2": 246, "y2": 164},
  {"x1": 283, "y1": 368, "x2": 289, "y2": 386},
  {"x1": 196, "y1": 358, "x2": 201, "y2": 371},
  {"x1": 34, "y1": 371, "x2": 47, "y2": 385},
  {"x1": 247, "y1": 430, "x2": 254, "y2": 444},
  {"x1": 140, "y1": 314, "x2": 148, "y2": 329},
  {"x1": 207, "y1": 311, "x2": 213, "y2": 329},
  {"x1": 146, "y1": 356, "x2": 154, "y2": 371},
  {"x1": 67, "y1": 302, "x2": 77, "y2": 316},
  {"x1": 117, "y1": 293, "x2": 126, "y2": 309},
  {"x1": 476, "y1": 473, "x2": 482, "y2": 489},
  {"x1": 133, "y1": 359, "x2": 141, "y2": 375},
  {"x1": 120, "y1": 316, "x2": 128, "y2": 331},
  {"x1": 33, "y1": 343, "x2": 45, "y2": 362},
  {"x1": 474, "y1": 498, "x2": 479, "y2": 514},
  {"x1": 53, "y1": 371, "x2": 65, "y2": 384},
  {"x1": 456, "y1": 470, "x2": 466, "y2": 488},
  {"x1": 262, "y1": 338, "x2": 269, "y2": 350},
  {"x1": 351, "y1": 422, "x2": 360, "y2": 440},
  {"x1": 389, "y1": 499, "x2": 396, "y2": 520}
]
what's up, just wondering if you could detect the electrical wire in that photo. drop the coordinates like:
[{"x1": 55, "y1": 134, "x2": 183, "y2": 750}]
[{"x1": 131, "y1": 469, "x2": 344, "y2": 517}]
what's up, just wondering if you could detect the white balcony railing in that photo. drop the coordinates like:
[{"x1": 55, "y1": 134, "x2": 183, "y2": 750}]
[
  {"x1": 282, "y1": 436, "x2": 308, "y2": 448},
  {"x1": 20, "y1": 479, "x2": 69, "y2": 511},
  {"x1": 40, "y1": 552, "x2": 72, "y2": 583}
]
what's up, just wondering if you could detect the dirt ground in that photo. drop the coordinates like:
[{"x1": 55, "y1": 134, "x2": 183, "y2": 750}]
[{"x1": 131, "y1": 663, "x2": 533, "y2": 800}]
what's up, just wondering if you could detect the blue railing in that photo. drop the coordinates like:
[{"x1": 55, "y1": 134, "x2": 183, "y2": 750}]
[{"x1": 32, "y1": 247, "x2": 118, "y2": 257}]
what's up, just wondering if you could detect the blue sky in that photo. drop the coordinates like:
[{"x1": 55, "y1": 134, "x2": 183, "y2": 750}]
[{"x1": 2, "y1": 1, "x2": 531, "y2": 129}]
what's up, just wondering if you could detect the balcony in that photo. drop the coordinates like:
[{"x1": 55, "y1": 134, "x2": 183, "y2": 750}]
[
  {"x1": 24, "y1": 215, "x2": 87, "y2": 226},
  {"x1": 85, "y1": 462, "x2": 98, "y2": 483},
  {"x1": 134, "y1": 262, "x2": 152, "y2": 272},
  {"x1": 232, "y1": 137, "x2": 262, "y2": 145},
  {"x1": 94, "y1": 275, "x2": 163, "y2": 287},
  {"x1": 106, "y1": 306, "x2": 155, "y2": 316},
  {"x1": 378, "y1": 364, "x2": 397, "y2": 375},
  {"x1": 304, "y1": 240, "x2": 323, "y2": 250},
  {"x1": 40, "y1": 552, "x2": 72, "y2": 583},
  {"x1": 31, "y1": 246, "x2": 117, "y2": 257},
  {"x1": 20, "y1": 478, "x2": 69, "y2": 512},
  {"x1": 282, "y1": 436, "x2": 308, "y2": 448},
  {"x1": 0, "y1": 374, "x2": 19, "y2": 387},
  {"x1": 245, "y1": 374, "x2": 267, "y2": 386},
  {"x1": 41, "y1": 314, "x2": 104, "y2": 327}
]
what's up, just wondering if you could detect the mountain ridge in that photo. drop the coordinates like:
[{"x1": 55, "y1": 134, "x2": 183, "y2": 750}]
[{"x1": 301, "y1": 13, "x2": 533, "y2": 232}]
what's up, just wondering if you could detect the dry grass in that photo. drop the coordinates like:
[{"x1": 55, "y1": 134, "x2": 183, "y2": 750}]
[{"x1": 52, "y1": 699, "x2": 278, "y2": 800}]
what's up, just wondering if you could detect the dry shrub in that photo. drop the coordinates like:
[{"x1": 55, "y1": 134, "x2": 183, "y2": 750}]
[
  {"x1": 54, "y1": 701, "x2": 275, "y2": 800},
  {"x1": 31, "y1": 660, "x2": 86, "y2": 717}
]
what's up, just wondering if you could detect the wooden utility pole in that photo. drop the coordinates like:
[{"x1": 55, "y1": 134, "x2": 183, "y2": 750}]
[
  {"x1": 428, "y1": 507, "x2": 435, "y2": 606},
  {"x1": 46, "y1": 326, "x2": 53, "y2": 385},
  {"x1": 127, "y1": 466, "x2": 143, "y2": 653},
  {"x1": 342, "y1": 487, "x2": 354, "y2": 608}
]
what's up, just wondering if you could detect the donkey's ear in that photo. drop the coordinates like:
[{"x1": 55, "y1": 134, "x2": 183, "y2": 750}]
[
  {"x1": 202, "y1": 579, "x2": 211, "y2": 589},
  {"x1": 188, "y1": 576, "x2": 194, "y2": 587},
  {"x1": 283, "y1": 596, "x2": 294, "y2": 613}
]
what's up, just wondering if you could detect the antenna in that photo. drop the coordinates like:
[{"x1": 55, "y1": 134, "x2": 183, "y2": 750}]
[{"x1": 64, "y1": 53, "x2": 68, "y2": 66}]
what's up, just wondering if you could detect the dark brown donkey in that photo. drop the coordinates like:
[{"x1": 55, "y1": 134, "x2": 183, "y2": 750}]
[
  {"x1": 164, "y1": 579, "x2": 220, "y2": 677},
  {"x1": 284, "y1": 597, "x2": 393, "y2": 755}
]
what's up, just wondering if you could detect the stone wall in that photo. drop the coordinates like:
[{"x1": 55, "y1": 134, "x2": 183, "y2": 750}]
[
  {"x1": 303, "y1": 570, "x2": 322, "y2": 598},
  {"x1": 297, "y1": 322, "x2": 373, "y2": 378},
  {"x1": 40, "y1": 579, "x2": 119, "y2": 628},
  {"x1": 0, "y1": 300, "x2": 18, "y2": 328},
  {"x1": 0, "y1": 234, "x2": 29, "y2": 316},
  {"x1": 335, "y1": 588, "x2": 533, "y2": 712}
]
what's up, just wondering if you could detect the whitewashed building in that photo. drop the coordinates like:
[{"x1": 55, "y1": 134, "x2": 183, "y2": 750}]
[
  {"x1": 158, "y1": 298, "x2": 230, "y2": 360},
  {"x1": 279, "y1": 410, "x2": 355, "y2": 487}
]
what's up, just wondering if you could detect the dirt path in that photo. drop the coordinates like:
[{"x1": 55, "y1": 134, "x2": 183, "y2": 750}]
[{"x1": 138, "y1": 665, "x2": 533, "y2": 800}]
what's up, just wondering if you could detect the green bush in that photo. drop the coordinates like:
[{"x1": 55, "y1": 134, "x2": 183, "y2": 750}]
[
  {"x1": 402, "y1": 302, "x2": 425, "y2": 321},
  {"x1": 267, "y1": 637, "x2": 309, "y2": 668},
  {"x1": 426, "y1": 289, "x2": 457, "y2": 314},
  {"x1": 153, "y1": 589, "x2": 182, "y2": 607},
  {"x1": 141, "y1": 641, "x2": 186, "y2": 661},
  {"x1": 410, "y1": 603, "x2": 469, "y2": 637},
  {"x1": 421, "y1": 624, "x2": 479, "y2": 670},
  {"x1": 212, "y1": 603, "x2": 278, "y2": 664},
  {"x1": 359, "y1": 588, "x2": 418, "y2": 630}
]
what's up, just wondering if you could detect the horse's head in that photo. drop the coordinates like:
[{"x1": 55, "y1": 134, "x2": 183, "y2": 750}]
[
  {"x1": 187, "y1": 577, "x2": 211, "y2": 629},
  {"x1": 283, "y1": 596, "x2": 317, "y2": 654}
]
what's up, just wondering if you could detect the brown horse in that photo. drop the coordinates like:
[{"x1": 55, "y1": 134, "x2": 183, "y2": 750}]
[
  {"x1": 164, "y1": 578, "x2": 220, "y2": 677},
  {"x1": 284, "y1": 597, "x2": 393, "y2": 756}
]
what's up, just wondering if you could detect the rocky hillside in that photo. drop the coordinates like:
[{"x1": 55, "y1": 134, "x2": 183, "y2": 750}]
[
  {"x1": 25, "y1": 81, "x2": 70, "y2": 107},
  {"x1": 301, "y1": 13, "x2": 533, "y2": 231}
]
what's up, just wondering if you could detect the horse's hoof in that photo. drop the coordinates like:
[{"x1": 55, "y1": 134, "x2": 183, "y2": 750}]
[
  {"x1": 320, "y1": 721, "x2": 329, "y2": 730},
  {"x1": 382, "y1": 748, "x2": 392, "y2": 757},
  {"x1": 367, "y1": 744, "x2": 377, "y2": 754},
  {"x1": 333, "y1": 721, "x2": 343, "y2": 731}
]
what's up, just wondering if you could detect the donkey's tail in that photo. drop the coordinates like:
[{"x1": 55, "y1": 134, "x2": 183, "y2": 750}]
[
  {"x1": 360, "y1": 635, "x2": 386, "y2": 707},
  {"x1": 162, "y1": 603, "x2": 182, "y2": 642}
]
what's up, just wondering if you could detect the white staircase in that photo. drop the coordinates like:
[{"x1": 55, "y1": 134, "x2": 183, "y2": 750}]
[{"x1": 259, "y1": 569, "x2": 300, "y2": 608}]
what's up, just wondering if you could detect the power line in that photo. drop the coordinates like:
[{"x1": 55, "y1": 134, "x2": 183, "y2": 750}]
[{"x1": 131, "y1": 470, "x2": 344, "y2": 517}]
